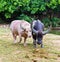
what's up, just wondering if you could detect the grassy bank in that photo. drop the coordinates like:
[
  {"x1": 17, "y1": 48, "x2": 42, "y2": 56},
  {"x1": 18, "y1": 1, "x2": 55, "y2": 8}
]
[{"x1": 0, "y1": 27, "x2": 60, "y2": 62}]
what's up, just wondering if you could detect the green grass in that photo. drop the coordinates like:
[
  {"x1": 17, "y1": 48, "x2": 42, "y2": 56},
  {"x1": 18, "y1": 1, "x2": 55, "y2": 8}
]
[
  {"x1": 50, "y1": 30, "x2": 60, "y2": 35},
  {"x1": 0, "y1": 27, "x2": 60, "y2": 62}
]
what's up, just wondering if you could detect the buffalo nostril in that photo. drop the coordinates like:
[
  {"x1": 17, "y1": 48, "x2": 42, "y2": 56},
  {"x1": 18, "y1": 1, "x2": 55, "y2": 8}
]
[
  {"x1": 37, "y1": 41, "x2": 42, "y2": 45},
  {"x1": 29, "y1": 36, "x2": 31, "y2": 38}
]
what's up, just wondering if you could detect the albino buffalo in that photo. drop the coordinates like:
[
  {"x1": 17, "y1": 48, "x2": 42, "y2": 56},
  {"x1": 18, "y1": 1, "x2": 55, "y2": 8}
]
[{"x1": 10, "y1": 20, "x2": 31, "y2": 46}]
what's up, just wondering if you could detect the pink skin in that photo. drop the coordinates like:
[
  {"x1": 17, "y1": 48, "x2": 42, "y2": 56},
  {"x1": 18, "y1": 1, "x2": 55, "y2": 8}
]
[{"x1": 10, "y1": 20, "x2": 31, "y2": 46}]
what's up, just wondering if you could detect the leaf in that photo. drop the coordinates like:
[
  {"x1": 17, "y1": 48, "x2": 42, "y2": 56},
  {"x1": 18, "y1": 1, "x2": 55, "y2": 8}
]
[
  {"x1": 5, "y1": 13, "x2": 11, "y2": 18},
  {"x1": 39, "y1": 5, "x2": 46, "y2": 11},
  {"x1": 58, "y1": 0, "x2": 60, "y2": 4},
  {"x1": 31, "y1": 8, "x2": 38, "y2": 14},
  {"x1": 14, "y1": 2, "x2": 17, "y2": 5}
]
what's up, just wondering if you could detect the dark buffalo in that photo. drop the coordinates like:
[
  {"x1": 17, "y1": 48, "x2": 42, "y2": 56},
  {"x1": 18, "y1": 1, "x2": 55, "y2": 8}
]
[{"x1": 31, "y1": 19, "x2": 51, "y2": 48}]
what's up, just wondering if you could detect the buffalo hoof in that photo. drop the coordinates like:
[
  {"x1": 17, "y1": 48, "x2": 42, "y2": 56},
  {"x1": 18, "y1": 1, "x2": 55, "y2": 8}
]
[
  {"x1": 41, "y1": 44, "x2": 44, "y2": 48},
  {"x1": 33, "y1": 43, "x2": 37, "y2": 48},
  {"x1": 14, "y1": 40, "x2": 17, "y2": 44},
  {"x1": 24, "y1": 43, "x2": 27, "y2": 47}
]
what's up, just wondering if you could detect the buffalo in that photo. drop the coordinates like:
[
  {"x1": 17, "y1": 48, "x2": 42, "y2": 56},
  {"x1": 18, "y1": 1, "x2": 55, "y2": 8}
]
[
  {"x1": 10, "y1": 20, "x2": 31, "y2": 46},
  {"x1": 31, "y1": 19, "x2": 51, "y2": 48}
]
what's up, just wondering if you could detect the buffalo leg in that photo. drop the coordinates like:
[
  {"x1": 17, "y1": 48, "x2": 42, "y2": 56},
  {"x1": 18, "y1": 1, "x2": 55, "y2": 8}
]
[
  {"x1": 32, "y1": 33, "x2": 37, "y2": 48},
  {"x1": 33, "y1": 39, "x2": 37, "y2": 48},
  {"x1": 41, "y1": 41, "x2": 44, "y2": 48},
  {"x1": 19, "y1": 37, "x2": 22, "y2": 43},
  {"x1": 19, "y1": 33, "x2": 22, "y2": 43},
  {"x1": 24, "y1": 38, "x2": 27, "y2": 46},
  {"x1": 12, "y1": 33, "x2": 17, "y2": 43}
]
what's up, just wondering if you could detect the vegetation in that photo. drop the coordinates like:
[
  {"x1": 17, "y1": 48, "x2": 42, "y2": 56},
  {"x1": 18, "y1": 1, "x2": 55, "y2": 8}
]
[
  {"x1": 42, "y1": 17, "x2": 60, "y2": 27},
  {"x1": 0, "y1": 0, "x2": 60, "y2": 26}
]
